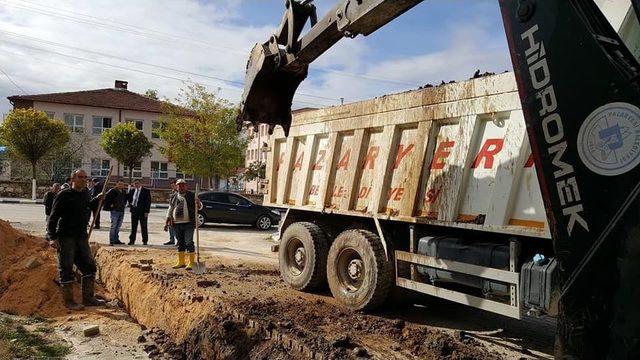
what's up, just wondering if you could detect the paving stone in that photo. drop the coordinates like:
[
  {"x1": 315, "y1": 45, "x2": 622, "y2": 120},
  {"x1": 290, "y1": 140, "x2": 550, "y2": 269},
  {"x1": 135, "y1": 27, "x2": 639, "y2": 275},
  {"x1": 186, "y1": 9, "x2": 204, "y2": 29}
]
[{"x1": 83, "y1": 325, "x2": 100, "y2": 337}]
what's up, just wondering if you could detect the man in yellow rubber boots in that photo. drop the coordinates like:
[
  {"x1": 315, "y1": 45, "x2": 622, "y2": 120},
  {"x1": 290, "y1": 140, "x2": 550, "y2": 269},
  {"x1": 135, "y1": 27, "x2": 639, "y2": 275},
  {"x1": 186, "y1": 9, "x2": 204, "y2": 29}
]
[{"x1": 164, "y1": 179, "x2": 201, "y2": 270}]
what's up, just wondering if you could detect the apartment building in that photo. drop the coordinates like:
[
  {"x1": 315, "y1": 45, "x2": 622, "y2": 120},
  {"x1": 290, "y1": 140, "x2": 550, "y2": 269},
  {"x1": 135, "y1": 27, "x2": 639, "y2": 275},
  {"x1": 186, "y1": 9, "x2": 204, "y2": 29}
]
[
  {"x1": 243, "y1": 108, "x2": 316, "y2": 194},
  {"x1": 243, "y1": 123, "x2": 270, "y2": 194},
  {"x1": 7, "y1": 80, "x2": 196, "y2": 187}
]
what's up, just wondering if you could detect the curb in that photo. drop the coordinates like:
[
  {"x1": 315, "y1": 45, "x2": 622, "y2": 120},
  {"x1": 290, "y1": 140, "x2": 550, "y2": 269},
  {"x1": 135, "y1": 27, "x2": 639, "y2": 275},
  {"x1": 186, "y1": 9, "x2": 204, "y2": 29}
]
[
  {"x1": 0, "y1": 198, "x2": 169, "y2": 208},
  {"x1": 0, "y1": 198, "x2": 42, "y2": 204}
]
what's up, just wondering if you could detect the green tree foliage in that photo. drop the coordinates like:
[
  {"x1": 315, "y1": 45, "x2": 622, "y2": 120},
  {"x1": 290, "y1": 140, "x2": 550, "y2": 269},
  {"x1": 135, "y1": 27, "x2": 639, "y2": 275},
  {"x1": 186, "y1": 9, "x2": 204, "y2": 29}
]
[
  {"x1": 244, "y1": 161, "x2": 266, "y2": 182},
  {"x1": 144, "y1": 89, "x2": 159, "y2": 100},
  {"x1": 158, "y1": 84, "x2": 247, "y2": 181},
  {"x1": 0, "y1": 108, "x2": 69, "y2": 184},
  {"x1": 100, "y1": 122, "x2": 153, "y2": 183}
]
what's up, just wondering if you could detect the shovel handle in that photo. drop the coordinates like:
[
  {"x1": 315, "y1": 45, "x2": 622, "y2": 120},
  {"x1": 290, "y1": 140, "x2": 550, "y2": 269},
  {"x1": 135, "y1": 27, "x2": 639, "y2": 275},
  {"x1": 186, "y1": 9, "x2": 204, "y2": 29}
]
[
  {"x1": 87, "y1": 165, "x2": 113, "y2": 241},
  {"x1": 195, "y1": 183, "x2": 200, "y2": 262}
]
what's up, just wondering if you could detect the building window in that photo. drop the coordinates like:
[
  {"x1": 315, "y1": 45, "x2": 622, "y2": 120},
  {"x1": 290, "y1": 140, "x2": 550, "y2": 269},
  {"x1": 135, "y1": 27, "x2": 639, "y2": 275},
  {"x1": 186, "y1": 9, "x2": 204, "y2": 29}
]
[
  {"x1": 92, "y1": 116, "x2": 112, "y2": 135},
  {"x1": 91, "y1": 159, "x2": 110, "y2": 177},
  {"x1": 152, "y1": 121, "x2": 161, "y2": 139},
  {"x1": 45, "y1": 111, "x2": 55, "y2": 119},
  {"x1": 176, "y1": 168, "x2": 193, "y2": 180},
  {"x1": 64, "y1": 113, "x2": 84, "y2": 133},
  {"x1": 124, "y1": 162, "x2": 142, "y2": 179},
  {"x1": 126, "y1": 119, "x2": 144, "y2": 131},
  {"x1": 151, "y1": 161, "x2": 168, "y2": 179}
]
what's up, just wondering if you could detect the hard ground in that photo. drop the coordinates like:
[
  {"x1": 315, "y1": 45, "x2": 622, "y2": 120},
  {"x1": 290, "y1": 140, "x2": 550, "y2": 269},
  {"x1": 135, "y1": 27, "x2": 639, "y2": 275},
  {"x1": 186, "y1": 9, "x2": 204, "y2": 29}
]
[{"x1": 0, "y1": 203, "x2": 555, "y2": 359}]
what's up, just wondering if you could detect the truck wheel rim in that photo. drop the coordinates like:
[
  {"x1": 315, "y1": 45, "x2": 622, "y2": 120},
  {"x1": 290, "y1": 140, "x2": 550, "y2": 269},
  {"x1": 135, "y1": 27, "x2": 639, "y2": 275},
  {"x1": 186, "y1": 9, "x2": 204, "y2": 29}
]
[
  {"x1": 336, "y1": 248, "x2": 363, "y2": 292},
  {"x1": 259, "y1": 216, "x2": 271, "y2": 229},
  {"x1": 285, "y1": 237, "x2": 305, "y2": 276}
]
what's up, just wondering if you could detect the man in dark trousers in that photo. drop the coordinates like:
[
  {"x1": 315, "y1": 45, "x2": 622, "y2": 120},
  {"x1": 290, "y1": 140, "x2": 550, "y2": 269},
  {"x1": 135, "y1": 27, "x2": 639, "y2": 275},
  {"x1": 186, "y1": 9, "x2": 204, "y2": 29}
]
[
  {"x1": 127, "y1": 179, "x2": 151, "y2": 245},
  {"x1": 164, "y1": 179, "x2": 201, "y2": 270},
  {"x1": 47, "y1": 169, "x2": 106, "y2": 310},
  {"x1": 89, "y1": 178, "x2": 103, "y2": 229},
  {"x1": 103, "y1": 179, "x2": 127, "y2": 246}
]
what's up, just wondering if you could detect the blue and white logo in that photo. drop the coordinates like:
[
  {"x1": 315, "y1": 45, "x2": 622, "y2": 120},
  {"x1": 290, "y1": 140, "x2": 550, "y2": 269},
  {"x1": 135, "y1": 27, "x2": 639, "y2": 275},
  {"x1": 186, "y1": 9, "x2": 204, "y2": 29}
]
[{"x1": 577, "y1": 102, "x2": 640, "y2": 176}]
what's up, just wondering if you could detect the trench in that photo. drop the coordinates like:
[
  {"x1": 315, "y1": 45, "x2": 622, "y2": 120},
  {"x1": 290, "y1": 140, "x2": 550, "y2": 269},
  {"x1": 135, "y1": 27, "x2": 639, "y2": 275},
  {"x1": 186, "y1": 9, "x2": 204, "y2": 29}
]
[
  {"x1": 95, "y1": 247, "x2": 320, "y2": 360},
  {"x1": 94, "y1": 246, "x2": 517, "y2": 360}
]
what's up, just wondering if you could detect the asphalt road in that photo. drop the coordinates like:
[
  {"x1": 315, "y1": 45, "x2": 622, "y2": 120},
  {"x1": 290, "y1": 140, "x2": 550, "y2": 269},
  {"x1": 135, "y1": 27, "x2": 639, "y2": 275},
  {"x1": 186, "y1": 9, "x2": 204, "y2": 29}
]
[{"x1": 0, "y1": 203, "x2": 278, "y2": 264}]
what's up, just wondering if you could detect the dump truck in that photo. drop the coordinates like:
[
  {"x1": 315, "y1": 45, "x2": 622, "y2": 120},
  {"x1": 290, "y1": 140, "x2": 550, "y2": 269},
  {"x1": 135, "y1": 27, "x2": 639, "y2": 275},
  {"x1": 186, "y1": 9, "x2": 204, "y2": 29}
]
[
  {"x1": 236, "y1": 1, "x2": 640, "y2": 358},
  {"x1": 265, "y1": 72, "x2": 550, "y2": 319}
]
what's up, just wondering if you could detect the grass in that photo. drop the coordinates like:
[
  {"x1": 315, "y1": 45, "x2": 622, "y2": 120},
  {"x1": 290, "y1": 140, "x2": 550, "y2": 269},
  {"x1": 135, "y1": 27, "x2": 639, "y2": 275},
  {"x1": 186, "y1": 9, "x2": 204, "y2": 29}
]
[{"x1": 0, "y1": 315, "x2": 71, "y2": 359}]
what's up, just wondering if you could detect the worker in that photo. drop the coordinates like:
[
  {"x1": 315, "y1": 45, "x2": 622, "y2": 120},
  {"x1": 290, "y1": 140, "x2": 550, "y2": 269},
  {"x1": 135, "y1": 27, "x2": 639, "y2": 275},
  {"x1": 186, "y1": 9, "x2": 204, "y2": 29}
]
[
  {"x1": 47, "y1": 169, "x2": 106, "y2": 310},
  {"x1": 164, "y1": 179, "x2": 201, "y2": 270},
  {"x1": 163, "y1": 179, "x2": 178, "y2": 246}
]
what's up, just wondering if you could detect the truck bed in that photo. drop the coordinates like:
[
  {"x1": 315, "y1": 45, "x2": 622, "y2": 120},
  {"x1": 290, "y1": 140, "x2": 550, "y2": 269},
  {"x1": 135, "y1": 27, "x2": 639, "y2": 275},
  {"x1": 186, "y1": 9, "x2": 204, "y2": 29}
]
[{"x1": 264, "y1": 73, "x2": 550, "y2": 239}]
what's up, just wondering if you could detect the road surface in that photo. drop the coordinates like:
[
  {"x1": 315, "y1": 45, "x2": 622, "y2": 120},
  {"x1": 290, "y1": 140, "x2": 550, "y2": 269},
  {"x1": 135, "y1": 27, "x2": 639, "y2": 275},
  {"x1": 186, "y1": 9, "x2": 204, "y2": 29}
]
[{"x1": 0, "y1": 202, "x2": 277, "y2": 264}]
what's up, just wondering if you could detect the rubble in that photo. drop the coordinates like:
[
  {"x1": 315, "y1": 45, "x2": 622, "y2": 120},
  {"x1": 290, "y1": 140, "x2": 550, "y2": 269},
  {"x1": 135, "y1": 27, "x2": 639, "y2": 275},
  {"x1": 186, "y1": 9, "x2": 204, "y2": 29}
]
[
  {"x1": 83, "y1": 325, "x2": 100, "y2": 337},
  {"x1": 23, "y1": 256, "x2": 42, "y2": 270}
]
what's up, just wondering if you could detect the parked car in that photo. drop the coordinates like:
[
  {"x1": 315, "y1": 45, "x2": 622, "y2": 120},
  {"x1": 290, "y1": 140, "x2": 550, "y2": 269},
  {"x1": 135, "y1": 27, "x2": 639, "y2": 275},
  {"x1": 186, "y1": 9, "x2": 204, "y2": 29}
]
[{"x1": 197, "y1": 191, "x2": 280, "y2": 230}]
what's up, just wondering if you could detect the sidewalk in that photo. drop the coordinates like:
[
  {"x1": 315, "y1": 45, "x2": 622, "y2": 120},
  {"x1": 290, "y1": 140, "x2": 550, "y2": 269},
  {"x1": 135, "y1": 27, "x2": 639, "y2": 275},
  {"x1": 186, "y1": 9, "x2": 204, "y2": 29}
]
[{"x1": 0, "y1": 197, "x2": 169, "y2": 208}]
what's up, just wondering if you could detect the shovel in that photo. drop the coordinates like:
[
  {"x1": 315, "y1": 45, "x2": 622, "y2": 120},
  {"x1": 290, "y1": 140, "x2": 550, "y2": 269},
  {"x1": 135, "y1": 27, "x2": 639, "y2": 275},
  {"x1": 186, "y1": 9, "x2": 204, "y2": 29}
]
[{"x1": 192, "y1": 183, "x2": 206, "y2": 274}]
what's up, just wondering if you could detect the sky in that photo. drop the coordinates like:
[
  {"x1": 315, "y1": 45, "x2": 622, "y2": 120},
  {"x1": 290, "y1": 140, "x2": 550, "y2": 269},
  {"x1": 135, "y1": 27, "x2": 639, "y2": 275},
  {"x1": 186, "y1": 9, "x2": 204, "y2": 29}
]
[{"x1": 0, "y1": 0, "x2": 514, "y2": 117}]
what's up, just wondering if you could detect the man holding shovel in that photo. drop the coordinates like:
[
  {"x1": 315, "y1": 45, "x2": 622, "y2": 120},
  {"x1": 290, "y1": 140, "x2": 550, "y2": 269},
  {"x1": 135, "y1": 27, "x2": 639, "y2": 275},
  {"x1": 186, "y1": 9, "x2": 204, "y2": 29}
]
[
  {"x1": 47, "y1": 169, "x2": 107, "y2": 310},
  {"x1": 164, "y1": 179, "x2": 202, "y2": 270}
]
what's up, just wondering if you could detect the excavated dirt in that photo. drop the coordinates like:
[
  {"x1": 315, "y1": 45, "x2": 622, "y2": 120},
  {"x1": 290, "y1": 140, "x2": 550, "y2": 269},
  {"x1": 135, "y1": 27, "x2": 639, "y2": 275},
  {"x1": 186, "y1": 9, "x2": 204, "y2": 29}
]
[
  {"x1": 1, "y1": 219, "x2": 549, "y2": 359},
  {"x1": 0, "y1": 219, "x2": 70, "y2": 317},
  {"x1": 96, "y1": 247, "x2": 503, "y2": 359}
]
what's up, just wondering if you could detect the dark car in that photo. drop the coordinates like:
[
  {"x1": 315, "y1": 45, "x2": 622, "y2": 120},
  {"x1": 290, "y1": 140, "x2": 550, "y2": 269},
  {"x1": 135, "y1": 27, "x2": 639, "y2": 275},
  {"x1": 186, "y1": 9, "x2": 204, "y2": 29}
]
[{"x1": 197, "y1": 191, "x2": 280, "y2": 230}]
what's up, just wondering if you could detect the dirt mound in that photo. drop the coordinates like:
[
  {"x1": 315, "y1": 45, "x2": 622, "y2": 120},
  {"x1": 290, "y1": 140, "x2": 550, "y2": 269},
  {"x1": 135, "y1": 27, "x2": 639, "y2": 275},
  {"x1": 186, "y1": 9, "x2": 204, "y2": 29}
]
[{"x1": 0, "y1": 220, "x2": 68, "y2": 317}]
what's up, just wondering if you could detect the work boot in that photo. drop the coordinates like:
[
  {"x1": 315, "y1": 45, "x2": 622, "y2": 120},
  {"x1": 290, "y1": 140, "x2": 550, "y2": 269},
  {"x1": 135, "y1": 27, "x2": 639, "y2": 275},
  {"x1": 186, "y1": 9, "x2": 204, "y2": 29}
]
[
  {"x1": 186, "y1": 252, "x2": 195, "y2": 271},
  {"x1": 60, "y1": 282, "x2": 84, "y2": 311},
  {"x1": 82, "y1": 275, "x2": 106, "y2": 306},
  {"x1": 172, "y1": 252, "x2": 186, "y2": 269},
  {"x1": 163, "y1": 240, "x2": 175, "y2": 245}
]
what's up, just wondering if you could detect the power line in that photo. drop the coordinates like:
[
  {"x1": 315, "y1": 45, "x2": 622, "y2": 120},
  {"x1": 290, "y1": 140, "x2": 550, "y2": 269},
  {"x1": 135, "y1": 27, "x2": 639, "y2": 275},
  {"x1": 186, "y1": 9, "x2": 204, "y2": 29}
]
[
  {"x1": 0, "y1": 41, "x2": 328, "y2": 108},
  {"x1": 3, "y1": 0, "x2": 424, "y2": 88},
  {"x1": 1, "y1": 0, "x2": 247, "y2": 55},
  {"x1": 0, "y1": 29, "x2": 341, "y2": 103},
  {"x1": 0, "y1": 67, "x2": 26, "y2": 94}
]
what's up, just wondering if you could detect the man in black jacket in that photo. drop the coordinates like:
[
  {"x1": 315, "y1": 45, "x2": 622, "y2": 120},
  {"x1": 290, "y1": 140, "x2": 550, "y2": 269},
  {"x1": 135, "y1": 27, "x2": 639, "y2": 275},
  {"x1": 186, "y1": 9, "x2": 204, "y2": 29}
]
[
  {"x1": 47, "y1": 169, "x2": 105, "y2": 310},
  {"x1": 127, "y1": 179, "x2": 151, "y2": 245},
  {"x1": 89, "y1": 178, "x2": 103, "y2": 229},
  {"x1": 43, "y1": 183, "x2": 61, "y2": 220},
  {"x1": 104, "y1": 179, "x2": 126, "y2": 245}
]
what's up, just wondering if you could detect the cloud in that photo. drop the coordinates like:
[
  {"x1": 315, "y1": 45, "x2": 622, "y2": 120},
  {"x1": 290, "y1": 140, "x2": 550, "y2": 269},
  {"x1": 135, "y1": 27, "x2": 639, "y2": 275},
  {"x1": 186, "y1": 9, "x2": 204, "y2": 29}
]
[
  {"x1": 0, "y1": 0, "x2": 511, "y2": 118},
  {"x1": 0, "y1": 0, "x2": 271, "y2": 115},
  {"x1": 298, "y1": 19, "x2": 512, "y2": 107}
]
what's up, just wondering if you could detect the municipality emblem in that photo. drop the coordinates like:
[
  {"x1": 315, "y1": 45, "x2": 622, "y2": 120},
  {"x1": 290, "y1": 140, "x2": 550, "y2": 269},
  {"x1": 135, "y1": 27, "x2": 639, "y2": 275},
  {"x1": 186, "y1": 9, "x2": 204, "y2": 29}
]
[{"x1": 577, "y1": 102, "x2": 640, "y2": 176}]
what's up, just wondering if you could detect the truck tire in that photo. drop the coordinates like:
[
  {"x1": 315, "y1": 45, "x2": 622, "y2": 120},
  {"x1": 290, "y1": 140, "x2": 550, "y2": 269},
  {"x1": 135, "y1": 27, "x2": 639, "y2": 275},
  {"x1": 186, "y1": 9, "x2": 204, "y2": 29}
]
[
  {"x1": 279, "y1": 222, "x2": 328, "y2": 291},
  {"x1": 326, "y1": 229, "x2": 392, "y2": 311}
]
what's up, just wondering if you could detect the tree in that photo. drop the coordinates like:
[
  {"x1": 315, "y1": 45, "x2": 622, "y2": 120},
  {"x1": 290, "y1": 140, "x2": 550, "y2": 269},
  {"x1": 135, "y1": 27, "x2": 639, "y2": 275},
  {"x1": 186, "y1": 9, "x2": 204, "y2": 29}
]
[
  {"x1": 100, "y1": 122, "x2": 153, "y2": 183},
  {"x1": 0, "y1": 108, "x2": 69, "y2": 199},
  {"x1": 158, "y1": 84, "x2": 247, "y2": 187},
  {"x1": 144, "y1": 89, "x2": 159, "y2": 100},
  {"x1": 244, "y1": 161, "x2": 266, "y2": 182}
]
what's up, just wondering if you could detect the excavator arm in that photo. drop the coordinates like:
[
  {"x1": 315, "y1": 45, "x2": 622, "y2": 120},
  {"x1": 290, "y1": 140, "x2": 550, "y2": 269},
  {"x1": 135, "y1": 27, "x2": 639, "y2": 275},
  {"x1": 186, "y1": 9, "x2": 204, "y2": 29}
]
[
  {"x1": 237, "y1": 1, "x2": 640, "y2": 358},
  {"x1": 236, "y1": 0, "x2": 423, "y2": 135}
]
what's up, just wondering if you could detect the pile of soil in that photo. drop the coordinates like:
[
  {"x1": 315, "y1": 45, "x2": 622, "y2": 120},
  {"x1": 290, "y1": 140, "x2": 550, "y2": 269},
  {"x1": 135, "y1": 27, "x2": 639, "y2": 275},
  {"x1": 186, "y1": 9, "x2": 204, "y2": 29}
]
[
  {"x1": 0, "y1": 219, "x2": 68, "y2": 316},
  {"x1": 0, "y1": 220, "x2": 91, "y2": 317}
]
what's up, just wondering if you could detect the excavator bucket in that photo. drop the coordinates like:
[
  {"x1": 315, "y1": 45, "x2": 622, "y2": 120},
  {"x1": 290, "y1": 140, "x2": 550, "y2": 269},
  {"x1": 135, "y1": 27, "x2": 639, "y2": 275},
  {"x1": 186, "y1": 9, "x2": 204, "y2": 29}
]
[{"x1": 236, "y1": 42, "x2": 308, "y2": 136}]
